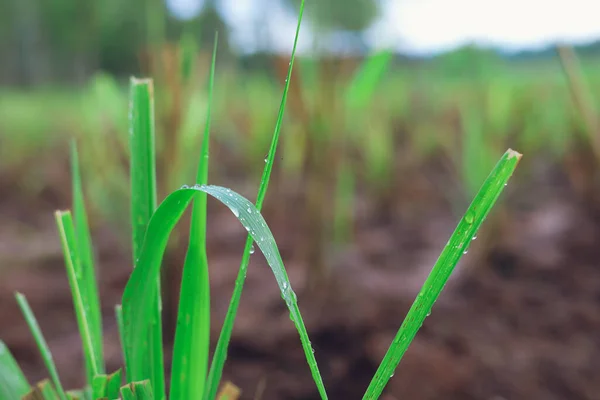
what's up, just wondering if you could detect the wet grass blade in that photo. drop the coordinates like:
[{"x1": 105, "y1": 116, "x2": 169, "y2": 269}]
[
  {"x1": 362, "y1": 148, "x2": 522, "y2": 400},
  {"x1": 55, "y1": 210, "x2": 99, "y2": 386},
  {"x1": 0, "y1": 340, "x2": 30, "y2": 398},
  {"x1": 15, "y1": 293, "x2": 68, "y2": 400},
  {"x1": 69, "y1": 141, "x2": 104, "y2": 380},
  {"x1": 128, "y1": 77, "x2": 164, "y2": 399},
  {"x1": 170, "y1": 34, "x2": 218, "y2": 400},
  {"x1": 204, "y1": 1, "x2": 308, "y2": 398},
  {"x1": 122, "y1": 185, "x2": 326, "y2": 400}
]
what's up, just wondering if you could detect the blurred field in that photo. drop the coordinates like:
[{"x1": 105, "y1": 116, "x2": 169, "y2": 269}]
[{"x1": 2, "y1": 38, "x2": 600, "y2": 399}]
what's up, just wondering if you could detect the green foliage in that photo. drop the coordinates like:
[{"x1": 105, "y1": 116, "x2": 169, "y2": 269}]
[
  {"x1": 1, "y1": 4, "x2": 527, "y2": 399},
  {"x1": 170, "y1": 34, "x2": 218, "y2": 400},
  {"x1": 92, "y1": 369, "x2": 123, "y2": 399},
  {"x1": 55, "y1": 210, "x2": 100, "y2": 388},
  {"x1": 0, "y1": 340, "x2": 30, "y2": 399},
  {"x1": 204, "y1": 1, "x2": 307, "y2": 397},
  {"x1": 286, "y1": 0, "x2": 379, "y2": 31},
  {"x1": 126, "y1": 78, "x2": 165, "y2": 400},
  {"x1": 15, "y1": 293, "x2": 68, "y2": 400},
  {"x1": 70, "y1": 142, "x2": 104, "y2": 380},
  {"x1": 363, "y1": 149, "x2": 521, "y2": 399}
]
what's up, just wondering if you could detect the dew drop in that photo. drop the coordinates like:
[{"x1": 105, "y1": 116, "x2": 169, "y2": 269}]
[
  {"x1": 463, "y1": 250, "x2": 468, "y2": 255},
  {"x1": 247, "y1": 207, "x2": 252, "y2": 213},
  {"x1": 180, "y1": 184, "x2": 190, "y2": 189},
  {"x1": 472, "y1": 235, "x2": 477, "y2": 241},
  {"x1": 464, "y1": 211, "x2": 475, "y2": 224},
  {"x1": 232, "y1": 208, "x2": 239, "y2": 218},
  {"x1": 249, "y1": 245, "x2": 255, "y2": 254}
]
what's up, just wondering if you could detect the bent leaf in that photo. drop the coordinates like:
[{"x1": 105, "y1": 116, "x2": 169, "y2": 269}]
[{"x1": 122, "y1": 185, "x2": 326, "y2": 400}]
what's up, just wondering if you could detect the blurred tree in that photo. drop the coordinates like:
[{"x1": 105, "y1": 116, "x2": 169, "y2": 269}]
[
  {"x1": 165, "y1": 0, "x2": 230, "y2": 55},
  {"x1": 284, "y1": 0, "x2": 379, "y2": 51},
  {"x1": 285, "y1": 0, "x2": 378, "y2": 32},
  {"x1": 434, "y1": 45, "x2": 504, "y2": 80}
]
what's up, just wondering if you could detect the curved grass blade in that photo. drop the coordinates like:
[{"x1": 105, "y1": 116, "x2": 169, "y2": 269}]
[
  {"x1": 204, "y1": 1, "x2": 310, "y2": 398},
  {"x1": 0, "y1": 340, "x2": 30, "y2": 398},
  {"x1": 122, "y1": 184, "x2": 327, "y2": 400},
  {"x1": 362, "y1": 149, "x2": 522, "y2": 400},
  {"x1": 15, "y1": 293, "x2": 68, "y2": 400},
  {"x1": 128, "y1": 77, "x2": 164, "y2": 400},
  {"x1": 170, "y1": 33, "x2": 218, "y2": 400},
  {"x1": 70, "y1": 142, "x2": 104, "y2": 380},
  {"x1": 55, "y1": 210, "x2": 99, "y2": 388}
]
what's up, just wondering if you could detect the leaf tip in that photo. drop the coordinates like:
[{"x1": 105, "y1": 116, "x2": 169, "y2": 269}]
[{"x1": 506, "y1": 148, "x2": 522, "y2": 160}]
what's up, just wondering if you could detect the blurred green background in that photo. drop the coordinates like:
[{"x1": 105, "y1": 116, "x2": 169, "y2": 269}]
[{"x1": 2, "y1": 0, "x2": 600, "y2": 399}]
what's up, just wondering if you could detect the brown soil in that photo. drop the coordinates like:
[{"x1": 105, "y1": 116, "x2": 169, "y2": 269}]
[{"x1": 1, "y1": 153, "x2": 600, "y2": 400}]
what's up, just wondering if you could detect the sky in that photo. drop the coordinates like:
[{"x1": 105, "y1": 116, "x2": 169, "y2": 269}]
[{"x1": 166, "y1": 0, "x2": 600, "y2": 55}]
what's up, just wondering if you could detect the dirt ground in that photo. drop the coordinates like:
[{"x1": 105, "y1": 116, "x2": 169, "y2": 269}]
[{"x1": 1, "y1": 152, "x2": 600, "y2": 400}]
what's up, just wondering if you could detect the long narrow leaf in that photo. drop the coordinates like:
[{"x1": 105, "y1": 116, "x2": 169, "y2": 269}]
[
  {"x1": 122, "y1": 184, "x2": 326, "y2": 400},
  {"x1": 204, "y1": 1, "x2": 316, "y2": 398},
  {"x1": 115, "y1": 305, "x2": 127, "y2": 364},
  {"x1": 170, "y1": 34, "x2": 218, "y2": 400},
  {"x1": 15, "y1": 293, "x2": 68, "y2": 400},
  {"x1": 69, "y1": 140, "x2": 104, "y2": 380},
  {"x1": 0, "y1": 340, "x2": 30, "y2": 398},
  {"x1": 55, "y1": 211, "x2": 99, "y2": 385},
  {"x1": 128, "y1": 77, "x2": 164, "y2": 399},
  {"x1": 362, "y1": 149, "x2": 522, "y2": 399}
]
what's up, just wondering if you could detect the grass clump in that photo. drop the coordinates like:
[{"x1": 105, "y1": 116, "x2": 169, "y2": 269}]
[{"x1": 0, "y1": 1, "x2": 522, "y2": 398}]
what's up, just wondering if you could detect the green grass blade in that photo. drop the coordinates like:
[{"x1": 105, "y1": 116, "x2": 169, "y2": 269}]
[
  {"x1": 15, "y1": 293, "x2": 68, "y2": 400},
  {"x1": 55, "y1": 211, "x2": 99, "y2": 385},
  {"x1": 66, "y1": 390, "x2": 84, "y2": 400},
  {"x1": 92, "y1": 369, "x2": 122, "y2": 399},
  {"x1": 115, "y1": 305, "x2": 127, "y2": 365},
  {"x1": 204, "y1": 2, "x2": 308, "y2": 398},
  {"x1": 120, "y1": 380, "x2": 154, "y2": 400},
  {"x1": 23, "y1": 380, "x2": 60, "y2": 400},
  {"x1": 69, "y1": 141, "x2": 104, "y2": 380},
  {"x1": 128, "y1": 77, "x2": 164, "y2": 400},
  {"x1": 344, "y1": 49, "x2": 393, "y2": 111},
  {"x1": 0, "y1": 340, "x2": 30, "y2": 398},
  {"x1": 198, "y1": 186, "x2": 327, "y2": 398},
  {"x1": 170, "y1": 34, "x2": 218, "y2": 400},
  {"x1": 362, "y1": 149, "x2": 522, "y2": 400},
  {"x1": 122, "y1": 184, "x2": 326, "y2": 400}
]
